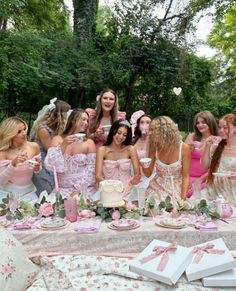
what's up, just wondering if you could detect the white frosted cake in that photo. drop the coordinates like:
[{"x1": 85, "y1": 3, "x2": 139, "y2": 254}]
[{"x1": 99, "y1": 179, "x2": 125, "y2": 208}]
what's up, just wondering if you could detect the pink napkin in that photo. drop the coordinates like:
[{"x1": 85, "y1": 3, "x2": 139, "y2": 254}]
[
  {"x1": 13, "y1": 217, "x2": 43, "y2": 230},
  {"x1": 194, "y1": 221, "x2": 218, "y2": 231},
  {"x1": 74, "y1": 218, "x2": 102, "y2": 234}
]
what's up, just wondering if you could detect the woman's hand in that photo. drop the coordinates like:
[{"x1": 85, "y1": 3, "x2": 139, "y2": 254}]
[
  {"x1": 33, "y1": 161, "x2": 41, "y2": 172},
  {"x1": 61, "y1": 135, "x2": 77, "y2": 147},
  {"x1": 129, "y1": 174, "x2": 141, "y2": 185},
  {"x1": 95, "y1": 126, "x2": 105, "y2": 138},
  {"x1": 11, "y1": 152, "x2": 28, "y2": 167}
]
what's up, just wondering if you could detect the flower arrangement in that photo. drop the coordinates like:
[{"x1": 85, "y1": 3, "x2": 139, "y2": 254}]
[
  {"x1": 0, "y1": 195, "x2": 37, "y2": 220},
  {"x1": 0, "y1": 192, "x2": 66, "y2": 220},
  {"x1": 34, "y1": 192, "x2": 66, "y2": 218},
  {"x1": 76, "y1": 195, "x2": 142, "y2": 222},
  {"x1": 144, "y1": 195, "x2": 220, "y2": 219}
]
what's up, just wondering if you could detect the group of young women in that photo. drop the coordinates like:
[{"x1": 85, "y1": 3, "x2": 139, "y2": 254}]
[{"x1": 0, "y1": 88, "x2": 235, "y2": 208}]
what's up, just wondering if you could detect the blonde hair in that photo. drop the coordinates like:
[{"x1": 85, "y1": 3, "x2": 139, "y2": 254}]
[
  {"x1": 0, "y1": 117, "x2": 28, "y2": 151},
  {"x1": 30, "y1": 100, "x2": 71, "y2": 140},
  {"x1": 150, "y1": 116, "x2": 180, "y2": 154}
]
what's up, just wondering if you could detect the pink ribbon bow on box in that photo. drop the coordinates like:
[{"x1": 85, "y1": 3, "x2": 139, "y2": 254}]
[
  {"x1": 193, "y1": 243, "x2": 225, "y2": 264},
  {"x1": 139, "y1": 242, "x2": 177, "y2": 271}
]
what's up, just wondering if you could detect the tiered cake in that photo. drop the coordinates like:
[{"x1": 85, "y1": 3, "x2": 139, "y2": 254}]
[{"x1": 99, "y1": 179, "x2": 125, "y2": 208}]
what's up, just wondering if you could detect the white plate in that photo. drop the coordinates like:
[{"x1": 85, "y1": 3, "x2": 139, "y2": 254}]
[
  {"x1": 108, "y1": 221, "x2": 140, "y2": 231},
  {"x1": 112, "y1": 219, "x2": 137, "y2": 228},
  {"x1": 156, "y1": 219, "x2": 187, "y2": 229},
  {"x1": 41, "y1": 218, "x2": 67, "y2": 228},
  {"x1": 213, "y1": 172, "x2": 231, "y2": 177}
]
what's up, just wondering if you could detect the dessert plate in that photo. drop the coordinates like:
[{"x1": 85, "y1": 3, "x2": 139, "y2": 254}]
[
  {"x1": 213, "y1": 172, "x2": 232, "y2": 177},
  {"x1": 155, "y1": 218, "x2": 187, "y2": 229},
  {"x1": 38, "y1": 218, "x2": 68, "y2": 230},
  {"x1": 108, "y1": 220, "x2": 140, "y2": 231},
  {"x1": 112, "y1": 219, "x2": 137, "y2": 229}
]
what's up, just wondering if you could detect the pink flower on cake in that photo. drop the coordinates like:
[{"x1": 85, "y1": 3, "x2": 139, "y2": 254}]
[
  {"x1": 125, "y1": 202, "x2": 136, "y2": 211},
  {"x1": 39, "y1": 202, "x2": 54, "y2": 217},
  {"x1": 112, "y1": 210, "x2": 121, "y2": 220}
]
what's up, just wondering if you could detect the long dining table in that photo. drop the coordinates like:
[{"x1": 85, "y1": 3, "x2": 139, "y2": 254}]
[{"x1": 12, "y1": 216, "x2": 236, "y2": 258}]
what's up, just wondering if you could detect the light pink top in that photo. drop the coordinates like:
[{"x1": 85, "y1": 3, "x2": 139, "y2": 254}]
[
  {"x1": 103, "y1": 159, "x2": 132, "y2": 196},
  {"x1": 45, "y1": 146, "x2": 96, "y2": 199},
  {"x1": 146, "y1": 143, "x2": 183, "y2": 201},
  {"x1": 0, "y1": 155, "x2": 40, "y2": 201}
]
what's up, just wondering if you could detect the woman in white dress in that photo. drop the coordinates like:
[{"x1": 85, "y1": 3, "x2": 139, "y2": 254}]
[{"x1": 201, "y1": 113, "x2": 236, "y2": 206}]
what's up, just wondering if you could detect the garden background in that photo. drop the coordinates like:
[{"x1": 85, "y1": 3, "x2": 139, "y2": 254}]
[{"x1": 0, "y1": 0, "x2": 235, "y2": 132}]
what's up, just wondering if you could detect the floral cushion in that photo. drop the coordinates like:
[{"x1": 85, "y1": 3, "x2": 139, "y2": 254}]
[{"x1": 0, "y1": 229, "x2": 39, "y2": 291}]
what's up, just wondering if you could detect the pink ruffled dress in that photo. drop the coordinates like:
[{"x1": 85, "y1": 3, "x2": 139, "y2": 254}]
[
  {"x1": 146, "y1": 143, "x2": 183, "y2": 202},
  {"x1": 45, "y1": 146, "x2": 97, "y2": 199},
  {"x1": 102, "y1": 159, "x2": 132, "y2": 197},
  {"x1": 0, "y1": 155, "x2": 40, "y2": 202}
]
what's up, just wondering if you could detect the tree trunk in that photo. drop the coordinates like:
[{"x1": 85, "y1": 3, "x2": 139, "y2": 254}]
[
  {"x1": 124, "y1": 69, "x2": 137, "y2": 111},
  {"x1": 72, "y1": 0, "x2": 99, "y2": 105},
  {"x1": 72, "y1": 0, "x2": 99, "y2": 49}
]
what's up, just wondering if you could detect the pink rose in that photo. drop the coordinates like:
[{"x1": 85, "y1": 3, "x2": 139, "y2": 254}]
[
  {"x1": 78, "y1": 209, "x2": 96, "y2": 219},
  {"x1": 39, "y1": 202, "x2": 54, "y2": 217},
  {"x1": 112, "y1": 210, "x2": 121, "y2": 220},
  {"x1": 125, "y1": 202, "x2": 136, "y2": 211}
]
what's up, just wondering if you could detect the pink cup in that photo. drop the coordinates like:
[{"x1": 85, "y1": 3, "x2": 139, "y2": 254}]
[{"x1": 64, "y1": 198, "x2": 78, "y2": 222}]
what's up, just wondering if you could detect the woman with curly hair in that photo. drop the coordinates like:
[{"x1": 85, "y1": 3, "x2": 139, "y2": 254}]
[
  {"x1": 88, "y1": 89, "x2": 125, "y2": 147},
  {"x1": 142, "y1": 116, "x2": 191, "y2": 202},
  {"x1": 30, "y1": 99, "x2": 71, "y2": 195},
  {"x1": 201, "y1": 113, "x2": 236, "y2": 205}
]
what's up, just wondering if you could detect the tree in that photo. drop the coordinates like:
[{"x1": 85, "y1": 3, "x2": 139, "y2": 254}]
[{"x1": 207, "y1": 4, "x2": 236, "y2": 110}]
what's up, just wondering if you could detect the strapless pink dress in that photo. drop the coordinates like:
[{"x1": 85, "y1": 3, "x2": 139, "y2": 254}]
[{"x1": 103, "y1": 159, "x2": 132, "y2": 196}]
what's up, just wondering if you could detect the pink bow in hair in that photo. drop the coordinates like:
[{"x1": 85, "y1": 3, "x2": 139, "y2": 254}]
[{"x1": 130, "y1": 110, "x2": 145, "y2": 136}]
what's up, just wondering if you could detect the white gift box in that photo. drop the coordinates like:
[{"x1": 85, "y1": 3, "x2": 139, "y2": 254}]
[
  {"x1": 186, "y1": 238, "x2": 235, "y2": 282},
  {"x1": 129, "y1": 239, "x2": 192, "y2": 285},
  {"x1": 202, "y1": 251, "x2": 236, "y2": 287}
]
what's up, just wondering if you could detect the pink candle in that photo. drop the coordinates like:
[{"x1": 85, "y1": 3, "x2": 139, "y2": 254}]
[{"x1": 53, "y1": 166, "x2": 59, "y2": 192}]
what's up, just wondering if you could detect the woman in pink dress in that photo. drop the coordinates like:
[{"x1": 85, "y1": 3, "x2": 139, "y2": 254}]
[
  {"x1": 185, "y1": 111, "x2": 218, "y2": 197},
  {"x1": 45, "y1": 108, "x2": 97, "y2": 200},
  {"x1": 88, "y1": 89, "x2": 126, "y2": 147},
  {"x1": 95, "y1": 119, "x2": 140, "y2": 199},
  {"x1": 0, "y1": 117, "x2": 40, "y2": 202},
  {"x1": 143, "y1": 116, "x2": 190, "y2": 202}
]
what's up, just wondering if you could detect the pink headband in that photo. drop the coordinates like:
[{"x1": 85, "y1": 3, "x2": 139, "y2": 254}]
[{"x1": 130, "y1": 110, "x2": 145, "y2": 136}]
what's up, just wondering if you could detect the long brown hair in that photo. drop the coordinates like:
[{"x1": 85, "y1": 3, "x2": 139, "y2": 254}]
[
  {"x1": 89, "y1": 88, "x2": 118, "y2": 133},
  {"x1": 208, "y1": 113, "x2": 236, "y2": 183},
  {"x1": 193, "y1": 111, "x2": 218, "y2": 141}
]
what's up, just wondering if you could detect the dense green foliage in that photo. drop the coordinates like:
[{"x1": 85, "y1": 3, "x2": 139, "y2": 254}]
[{"x1": 0, "y1": 0, "x2": 235, "y2": 130}]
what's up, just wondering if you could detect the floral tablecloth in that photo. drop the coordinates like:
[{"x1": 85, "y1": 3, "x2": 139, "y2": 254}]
[{"x1": 27, "y1": 254, "x2": 235, "y2": 291}]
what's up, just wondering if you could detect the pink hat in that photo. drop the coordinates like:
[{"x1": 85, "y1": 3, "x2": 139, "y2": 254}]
[{"x1": 130, "y1": 110, "x2": 145, "y2": 136}]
